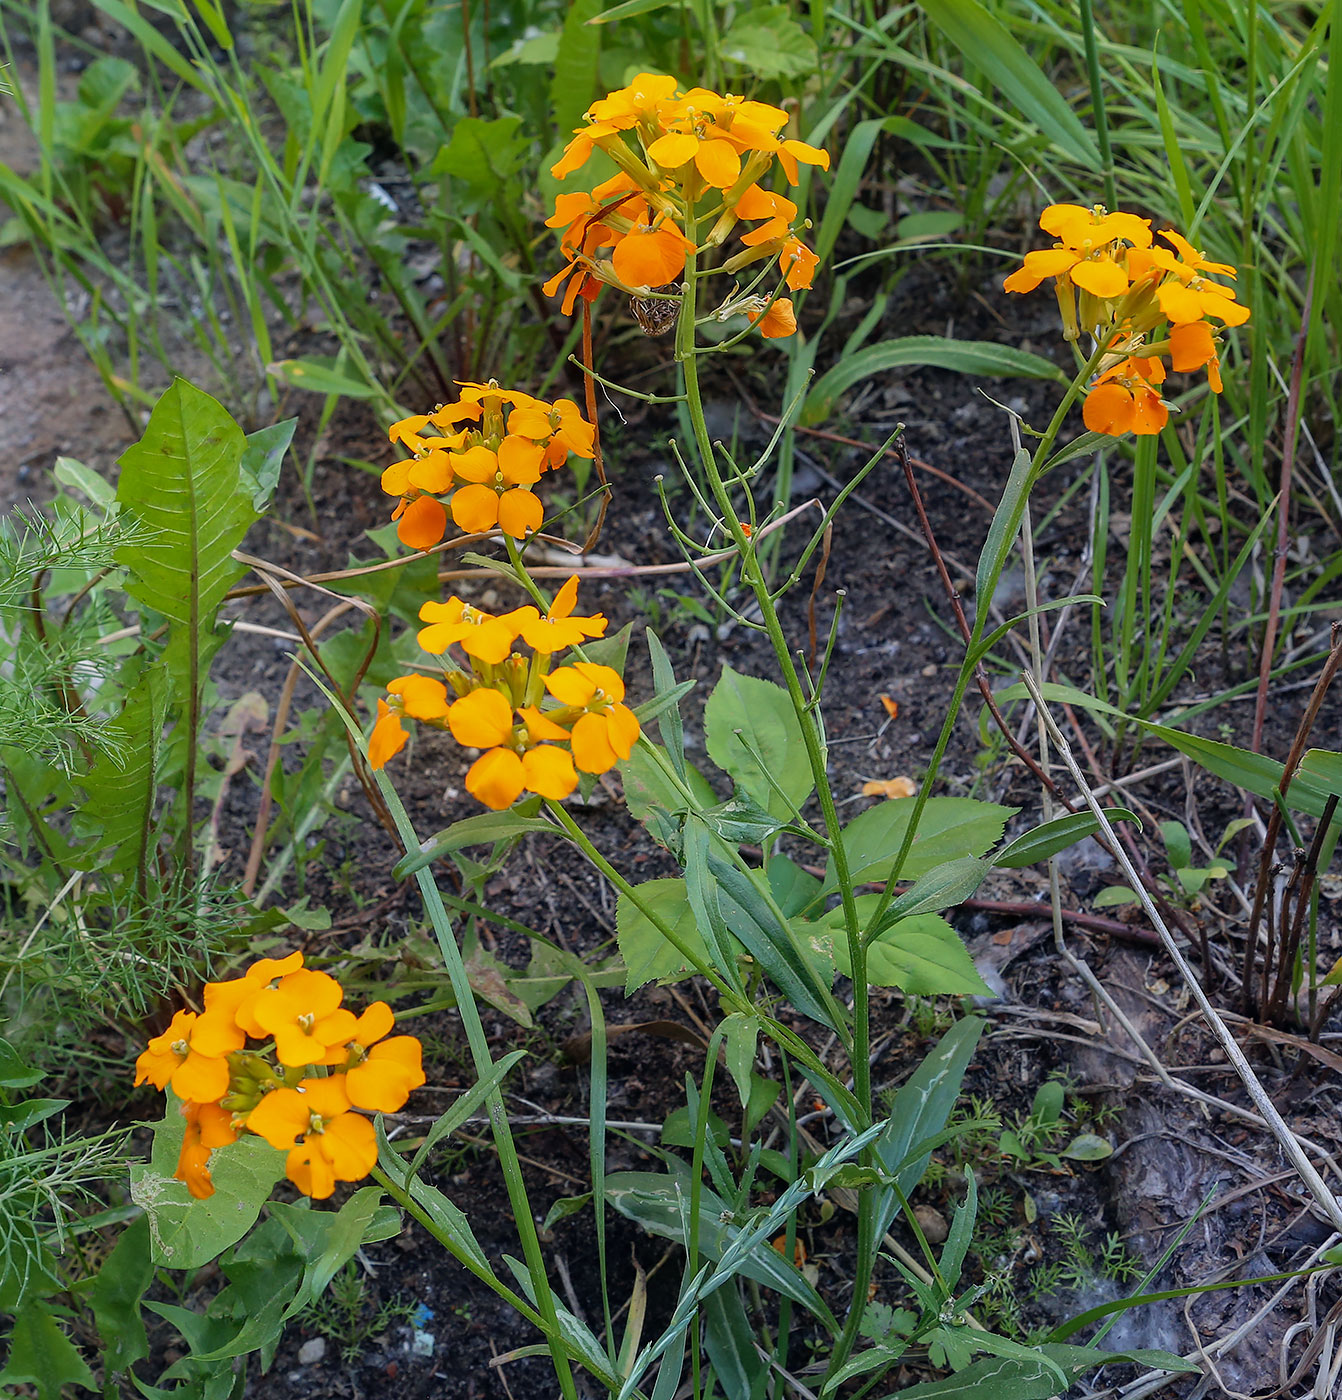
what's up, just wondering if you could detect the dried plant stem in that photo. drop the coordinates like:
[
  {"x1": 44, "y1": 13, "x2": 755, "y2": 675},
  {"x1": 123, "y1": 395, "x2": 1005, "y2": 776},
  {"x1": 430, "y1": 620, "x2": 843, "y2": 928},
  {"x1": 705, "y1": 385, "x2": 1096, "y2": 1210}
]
[{"x1": 1024, "y1": 672, "x2": 1342, "y2": 1233}]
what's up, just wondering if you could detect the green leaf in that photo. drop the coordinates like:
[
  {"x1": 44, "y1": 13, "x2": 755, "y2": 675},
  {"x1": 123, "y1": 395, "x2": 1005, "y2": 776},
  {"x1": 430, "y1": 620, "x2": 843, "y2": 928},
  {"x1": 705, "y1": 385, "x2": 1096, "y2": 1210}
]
[
  {"x1": 543, "y1": 1193, "x2": 593, "y2": 1232},
  {"x1": 590, "y1": 0, "x2": 677, "y2": 19},
  {"x1": 90, "y1": 1216, "x2": 154, "y2": 1373},
  {"x1": 551, "y1": 0, "x2": 603, "y2": 144},
  {"x1": 803, "y1": 340, "x2": 1063, "y2": 425},
  {"x1": 827, "y1": 797, "x2": 1016, "y2": 889},
  {"x1": 995, "y1": 808, "x2": 1139, "y2": 867},
  {"x1": 0, "y1": 1040, "x2": 44, "y2": 1090},
  {"x1": 130, "y1": 1096, "x2": 285, "y2": 1269},
  {"x1": 871, "y1": 1356, "x2": 1062, "y2": 1399},
  {"x1": 266, "y1": 356, "x2": 379, "y2": 398},
  {"x1": 272, "y1": 1187, "x2": 389, "y2": 1320},
  {"x1": 393, "y1": 810, "x2": 559, "y2": 877},
  {"x1": 881, "y1": 855, "x2": 992, "y2": 921},
  {"x1": 704, "y1": 664, "x2": 814, "y2": 821},
  {"x1": 605, "y1": 1172, "x2": 830, "y2": 1318},
  {"x1": 720, "y1": 6, "x2": 818, "y2": 79},
  {"x1": 704, "y1": 1287, "x2": 766, "y2": 1400},
  {"x1": 999, "y1": 682, "x2": 1341, "y2": 819},
  {"x1": 814, "y1": 118, "x2": 886, "y2": 265},
  {"x1": 1093, "y1": 885, "x2": 1139, "y2": 908},
  {"x1": 1061, "y1": 1133, "x2": 1114, "y2": 1161},
  {"x1": 240, "y1": 418, "x2": 297, "y2": 511},
  {"x1": 822, "y1": 897, "x2": 990, "y2": 995},
  {"x1": 722, "y1": 1013, "x2": 760, "y2": 1109},
  {"x1": 870, "y1": 1018, "x2": 985, "y2": 1234},
  {"x1": 76, "y1": 661, "x2": 167, "y2": 870},
  {"x1": 920, "y1": 0, "x2": 1101, "y2": 168},
  {"x1": 430, "y1": 114, "x2": 529, "y2": 188},
  {"x1": 616, "y1": 877, "x2": 725, "y2": 991},
  {"x1": 975, "y1": 447, "x2": 1033, "y2": 629},
  {"x1": 0, "y1": 1300, "x2": 95, "y2": 1397},
  {"x1": 1160, "y1": 820, "x2": 1192, "y2": 870},
  {"x1": 52, "y1": 456, "x2": 115, "y2": 509}
]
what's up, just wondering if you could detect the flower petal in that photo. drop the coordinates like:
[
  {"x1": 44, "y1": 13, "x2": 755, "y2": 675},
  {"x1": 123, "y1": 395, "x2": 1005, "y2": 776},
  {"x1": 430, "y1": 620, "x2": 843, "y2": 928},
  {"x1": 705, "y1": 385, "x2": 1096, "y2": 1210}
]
[
  {"x1": 497, "y1": 488, "x2": 543, "y2": 539},
  {"x1": 450, "y1": 484, "x2": 501, "y2": 534},
  {"x1": 465, "y1": 747, "x2": 526, "y2": 809},
  {"x1": 396, "y1": 495, "x2": 447, "y2": 550},
  {"x1": 448, "y1": 688, "x2": 515, "y2": 749},
  {"x1": 522, "y1": 745, "x2": 579, "y2": 799}
]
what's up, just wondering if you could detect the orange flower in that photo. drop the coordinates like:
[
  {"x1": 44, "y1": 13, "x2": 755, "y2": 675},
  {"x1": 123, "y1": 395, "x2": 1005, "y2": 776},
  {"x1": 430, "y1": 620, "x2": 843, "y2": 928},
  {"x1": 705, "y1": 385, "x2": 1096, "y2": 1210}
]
[
  {"x1": 610, "y1": 216, "x2": 692, "y2": 290},
  {"x1": 447, "y1": 687, "x2": 516, "y2": 749},
  {"x1": 508, "y1": 576, "x2": 608, "y2": 653},
  {"x1": 248, "y1": 969, "x2": 358, "y2": 1068},
  {"x1": 387, "y1": 674, "x2": 450, "y2": 721},
  {"x1": 396, "y1": 495, "x2": 448, "y2": 551},
  {"x1": 1003, "y1": 203, "x2": 1153, "y2": 298},
  {"x1": 1146, "y1": 229, "x2": 1249, "y2": 326},
  {"x1": 465, "y1": 745, "x2": 578, "y2": 809},
  {"x1": 347, "y1": 1036, "x2": 426, "y2": 1112},
  {"x1": 174, "y1": 1100, "x2": 239, "y2": 1200},
  {"x1": 134, "y1": 1009, "x2": 236, "y2": 1104},
  {"x1": 748, "y1": 297, "x2": 797, "y2": 339},
  {"x1": 1169, "y1": 320, "x2": 1223, "y2": 392},
  {"x1": 544, "y1": 663, "x2": 641, "y2": 774},
  {"x1": 368, "y1": 699, "x2": 409, "y2": 770},
  {"x1": 1083, "y1": 355, "x2": 1168, "y2": 437},
  {"x1": 417, "y1": 598, "x2": 522, "y2": 665},
  {"x1": 245, "y1": 1077, "x2": 377, "y2": 1200}
]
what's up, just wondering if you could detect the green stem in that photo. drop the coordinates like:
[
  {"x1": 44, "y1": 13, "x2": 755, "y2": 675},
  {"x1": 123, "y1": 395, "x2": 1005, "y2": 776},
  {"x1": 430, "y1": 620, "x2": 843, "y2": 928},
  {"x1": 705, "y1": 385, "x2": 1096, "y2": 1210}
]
[
  {"x1": 370, "y1": 773, "x2": 580, "y2": 1400},
  {"x1": 863, "y1": 340, "x2": 1110, "y2": 937},
  {"x1": 674, "y1": 209, "x2": 876, "y2": 1381},
  {"x1": 1078, "y1": 0, "x2": 1117, "y2": 211}
]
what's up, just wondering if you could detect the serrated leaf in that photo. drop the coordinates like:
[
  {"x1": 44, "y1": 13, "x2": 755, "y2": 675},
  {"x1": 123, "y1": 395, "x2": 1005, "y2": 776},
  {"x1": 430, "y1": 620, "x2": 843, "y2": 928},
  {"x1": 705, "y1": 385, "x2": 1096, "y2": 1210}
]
[
  {"x1": 803, "y1": 339, "x2": 1063, "y2": 425},
  {"x1": 821, "y1": 896, "x2": 990, "y2": 995},
  {"x1": 826, "y1": 796, "x2": 1016, "y2": 889},
  {"x1": 704, "y1": 665, "x2": 813, "y2": 821},
  {"x1": 616, "y1": 877, "x2": 725, "y2": 991},
  {"x1": 0, "y1": 1300, "x2": 96, "y2": 1397},
  {"x1": 76, "y1": 660, "x2": 167, "y2": 870},
  {"x1": 115, "y1": 379, "x2": 255, "y2": 656},
  {"x1": 720, "y1": 6, "x2": 818, "y2": 78}
]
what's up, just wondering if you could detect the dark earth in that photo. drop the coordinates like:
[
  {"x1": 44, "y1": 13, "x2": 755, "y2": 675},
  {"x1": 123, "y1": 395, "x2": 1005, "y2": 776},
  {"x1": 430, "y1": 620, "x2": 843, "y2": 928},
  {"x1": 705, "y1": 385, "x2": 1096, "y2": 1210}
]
[{"x1": 3, "y1": 29, "x2": 1342, "y2": 1400}]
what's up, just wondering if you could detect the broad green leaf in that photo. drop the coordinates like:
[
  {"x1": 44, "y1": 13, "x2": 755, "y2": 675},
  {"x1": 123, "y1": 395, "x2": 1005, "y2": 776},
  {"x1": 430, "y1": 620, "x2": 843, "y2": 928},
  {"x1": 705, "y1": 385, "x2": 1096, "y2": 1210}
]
[
  {"x1": 921, "y1": 0, "x2": 1101, "y2": 168},
  {"x1": 622, "y1": 741, "x2": 718, "y2": 847},
  {"x1": 240, "y1": 417, "x2": 297, "y2": 510},
  {"x1": 804, "y1": 340, "x2": 1063, "y2": 425},
  {"x1": 272, "y1": 1187, "x2": 390, "y2": 1320},
  {"x1": 872, "y1": 1356, "x2": 1062, "y2": 1399},
  {"x1": 0, "y1": 1040, "x2": 44, "y2": 1090},
  {"x1": 543, "y1": 1193, "x2": 593, "y2": 1232},
  {"x1": 115, "y1": 379, "x2": 257, "y2": 716},
  {"x1": 616, "y1": 877, "x2": 726, "y2": 991},
  {"x1": 1061, "y1": 1133, "x2": 1114, "y2": 1161},
  {"x1": 0, "y1": 1300, "x2": 96, "y2": 1397},
  {"x1": 90, "y1": 1216, "x2": 154, "y2": 1372},
  {"x1": 720, "y1": 6, "x2": 818, "y2": 79},
  {"x1": 821, "y1": 897, "x2": 989, "y2": 995},
  {"x1": 768, "y1": 853, "x2": 823, "y2": 916},
  {"x1": 430, "y1": 114, "x2": 529, "y2": 188},
  {"x1": 722, "y1": 1013, "x2": 760, "y2": 1109},
  {"x1": 130, "y1": 1094, "x2": 285, "y2": 1268},
  {"x1": 826, "y1": 797, "x2": 1016, "y2": 889},
  {"x1": 53, "y1": 456, "x2": 115, "y2": 509},
  {"x1": 995, "y1": 808, "x2": 1139, "y2": 867},
  {"x1": 76, "y1": 661, "x2": 167, "y2": 870},
  {"x1": 704, "y1": 665, "x2": 814, "y2": 821},
  {"x1": 551, "y1": 0, "x2": 602, "y2": 142}
]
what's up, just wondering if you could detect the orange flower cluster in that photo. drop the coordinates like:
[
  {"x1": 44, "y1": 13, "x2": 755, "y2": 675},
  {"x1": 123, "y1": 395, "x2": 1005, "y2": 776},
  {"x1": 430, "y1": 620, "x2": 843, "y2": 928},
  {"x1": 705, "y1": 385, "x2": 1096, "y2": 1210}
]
[
  {"x1": 543, "y1": 73, "x2": 830, "y2": 339},
  {"x1": 369, "y1": 577, "x2": 641, "y2": 809},
  {"x1": 382, "y1": 381, "x2": 595, "y2": 550},
  {"x1": 1004, "y1": 204, "x2": 1249, "y2": 437},
  {"x1": 134, "y1": 953, "x2": 424, "y2": 1200}
]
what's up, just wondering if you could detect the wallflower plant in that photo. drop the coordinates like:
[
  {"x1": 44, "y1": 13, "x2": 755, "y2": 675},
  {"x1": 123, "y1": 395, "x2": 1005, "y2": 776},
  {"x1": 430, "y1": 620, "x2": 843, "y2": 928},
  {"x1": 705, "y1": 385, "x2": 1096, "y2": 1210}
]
[
  {"x1": 134, "y1": 953, "x2": 424, "y2": 1200},
  {"x1": 124, "y1": 79, "x2": 1222, "y2": 1400}
]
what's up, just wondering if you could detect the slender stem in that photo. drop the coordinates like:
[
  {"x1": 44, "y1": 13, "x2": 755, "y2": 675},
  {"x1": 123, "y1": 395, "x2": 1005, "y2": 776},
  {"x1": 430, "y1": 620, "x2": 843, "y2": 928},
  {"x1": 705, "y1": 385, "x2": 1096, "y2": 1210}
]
[
  {"x1": 370, "y1": 773, "x2": 580, "y2": 1400},
  {"x1": 673, "y1": 209, "x2": 875, "y2": 1381}
]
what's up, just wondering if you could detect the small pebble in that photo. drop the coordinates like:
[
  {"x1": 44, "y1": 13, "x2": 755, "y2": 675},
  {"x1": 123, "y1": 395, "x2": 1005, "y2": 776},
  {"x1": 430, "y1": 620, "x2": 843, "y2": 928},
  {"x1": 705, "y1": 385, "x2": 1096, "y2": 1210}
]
[{"x1": 297, "y1": 1337, "x2": 326, "y2": 1365}]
